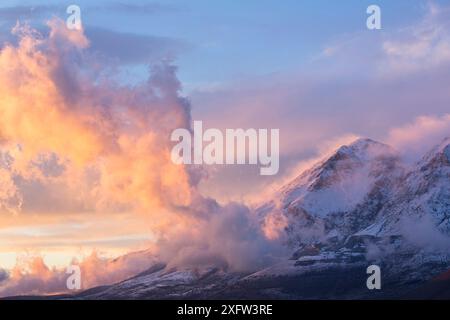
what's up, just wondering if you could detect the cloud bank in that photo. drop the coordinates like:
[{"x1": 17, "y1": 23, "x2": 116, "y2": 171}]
[{"x1": 0, "y1": 19, "x2": 285, "y2": 297}]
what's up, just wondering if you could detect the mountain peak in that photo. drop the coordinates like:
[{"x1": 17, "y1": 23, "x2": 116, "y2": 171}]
[
  {"x1": 281, "y1": 138, "x2": 398, "y2": 194},
  {"x1": 433, "y1": 136, "x2": 450, "y2": 153},
  {"x1": 441, "y1": 138, "x2": 450, "y2": 162},
  {"x1": 419, "y1": 137, "x2": 450, "y2": 167},
  {"x1": 348, "y1": 137, "x2": 381, "y2": 147},
  {"x1": 322, "y1": 138, "x2": 396, "y2": 169},
  {"x1": 271, "y1": 137, "x2": 402, "y2": 223},
  {"x1": 438, "y1": 137, "x2": 450, "y2": 157},
  {"x1": 336, "y1": 138, "x2": 392, "y2": 155}
]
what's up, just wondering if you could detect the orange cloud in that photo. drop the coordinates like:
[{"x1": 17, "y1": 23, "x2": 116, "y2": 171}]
[
  {"x1": 0, "y1": 250, "x2": 156, "y2": 297},
  {"x1": 0, "y1": 19, "x2": 287, "y2": 297},
  {"x1": 0, "y1": 19, "x2": 194, "y2": 218}
]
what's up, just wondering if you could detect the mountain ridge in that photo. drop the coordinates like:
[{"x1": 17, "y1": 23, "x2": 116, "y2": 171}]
[
  {"x1": 80, "y1": 137, "x2": 450, "y2": 299},
  {"x1": 5, "y1": 137, "x2": 449, "y2": 299}
]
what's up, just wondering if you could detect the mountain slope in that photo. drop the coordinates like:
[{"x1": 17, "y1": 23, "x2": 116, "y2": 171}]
[
  {"x1": 369, "y1": 137, "x2": 450, "y2": 237},
  {"x1": 24, "y1": 137, "x2": 450, "y2": 299},
  {"x1": 258, "y1": 138, "x2": 405, "y2": 245}
]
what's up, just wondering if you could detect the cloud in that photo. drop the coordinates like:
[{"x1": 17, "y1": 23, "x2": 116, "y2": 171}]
[
  {"x1": 312, "y1": 2, "x2": 450, "y2": 78},
  {"x1": 2, "y1": 2, "x2": 450, "y2": 298},
  {"x1": 0, "y1": 166, "x2": 22, "y2": 214},
  {"x1": 246, "y1": 133, "x2": 362, "y2": 206},
  {"x1": 387, "y1": 114, "x2": 450, "y2": 162},
  {"x1": 85, "y1": 27, "x2": 190, "y2": 65},
  {"x1": 0, "y1": 18, "x2": 287, "y2": 297},
  {"x1": 0, "y1": 19, "x2": 194, "y2": 217},
  {"x1": 0, "y1": 256, "x2": 68, "y2": 297},
  {"x1": 399, "y1": 214, "x2": 450, "y2": 252},
  {"x1": 0, "y1": 4, "x2": 189, "y2": 66},
  {"x1": 191, "y1": 3, "x2": 450, "y2": 202},
  {"x1": 381, "y1": 2, "x2": 450, "y2": 75},
  {"x1": 0, "y1": 250, "x2": 156, "y2": 297},
  {"x1": 0, "y1": 268, "x2": 8, "y2": 283},
  {"x1": 157, "y1": 202, "x2": 287, "y2": 272}
]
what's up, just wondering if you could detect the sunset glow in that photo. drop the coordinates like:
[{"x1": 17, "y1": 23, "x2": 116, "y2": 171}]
[{"x1": 1, "y1": 1, "x2": 449, "y2": 300}]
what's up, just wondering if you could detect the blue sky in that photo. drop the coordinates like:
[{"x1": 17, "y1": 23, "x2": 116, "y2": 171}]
[
  {"x1": 1, "y1": 0, "x2": 450, "y2": 201},
  {"x1": 0, "y1": 0, "x2": 445, "y2": 88}
]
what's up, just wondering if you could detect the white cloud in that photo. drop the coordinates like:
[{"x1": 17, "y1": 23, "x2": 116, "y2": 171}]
[{"x1": 381, "y1": 2, "x2": 450, "y2": 75}]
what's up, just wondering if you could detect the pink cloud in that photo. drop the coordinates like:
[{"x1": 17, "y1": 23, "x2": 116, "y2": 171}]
[{"x1": 387, "y1": 114, "x2": 450, "y2": 161}]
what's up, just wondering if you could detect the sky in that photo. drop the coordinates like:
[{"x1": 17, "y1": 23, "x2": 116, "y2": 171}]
[
  {"x1": 0, "y1": 0, "x2": 450, "y2": 296},
  {"x1": 0, "y1": 0, "x2": 445, "y2": 85}
]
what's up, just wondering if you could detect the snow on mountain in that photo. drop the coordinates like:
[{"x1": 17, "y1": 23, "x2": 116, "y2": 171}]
[
  {"x1": 70, "y1": 264, "x2": 244, "y2": 300},
  {"x1": 18, "y1": 137, "x2": 449, "y2": 300},
  {"x1": 246, "y1": 137, "x2": 449, "y2": 298},
  {"x1": 258, "y1": 138, "x2": 405, "y2": 244},
  {"x1": 369, "y1": 137, "x2": 450, "y2": 238}
]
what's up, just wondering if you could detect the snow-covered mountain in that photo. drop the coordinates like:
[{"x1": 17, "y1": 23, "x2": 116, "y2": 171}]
[
  {"x1": 368, "y1": 137, "x2": 450, "y2": 237},
  {"x1": 18, "y1": 137, "x2": 449, "y2": 300},
  {"x1": 257, "y1": 138, "x2": 406, "y2": 244}
]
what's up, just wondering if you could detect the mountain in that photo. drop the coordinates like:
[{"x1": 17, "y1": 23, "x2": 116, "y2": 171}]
[
  {"x1": 12, "y1": 137, "x2": 449, "y2": 300},
  {"x1": 255, "y1": 137, "x2": 450, "y2": 292},
  {"x1": 367, "y1": 137, "x2": 450, "y2": 237},
  {"x1": 257, "y1": 138, "x2": 406, "y2": 245}
]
